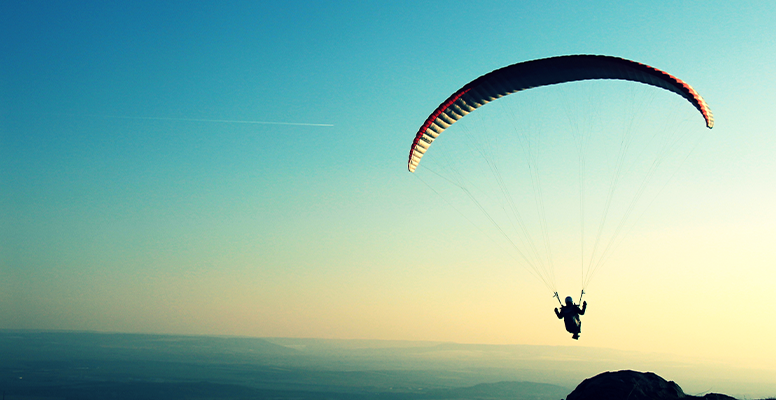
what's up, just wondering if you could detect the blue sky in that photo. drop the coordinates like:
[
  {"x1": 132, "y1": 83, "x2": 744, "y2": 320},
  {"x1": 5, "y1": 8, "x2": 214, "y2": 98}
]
[{"x1": 2, "y1": 0, "x2": 776, "y2": 375}]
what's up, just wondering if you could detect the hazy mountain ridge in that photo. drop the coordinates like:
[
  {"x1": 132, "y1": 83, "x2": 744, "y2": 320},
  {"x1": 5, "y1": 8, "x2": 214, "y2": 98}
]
[
  {"x1": 3, "y1": 380, "x2": 570, "y2": 400},
  {"x1": 2, "y1": 331, "x2": 774, "y2": 399},
  {"x1": 1, "y1": 330, "x2": 299, "y2": 362},
  {"x1": 2, "y1": 331, "x2": 573, "y2": 399}
]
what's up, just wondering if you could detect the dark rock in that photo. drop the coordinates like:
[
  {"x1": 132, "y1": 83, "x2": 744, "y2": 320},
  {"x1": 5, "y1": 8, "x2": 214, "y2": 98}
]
[
  {"x1": 566, "y1": 370, "x2": 736, "y2": 400},
  {"x1": 698, "y1": 395, "x2": 738, "y2": 400}
]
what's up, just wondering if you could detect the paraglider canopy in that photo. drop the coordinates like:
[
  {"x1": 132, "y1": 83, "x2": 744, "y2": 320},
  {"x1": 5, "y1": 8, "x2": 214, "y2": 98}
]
[{"x1": 409, "y1": 54, "x2": 713, "y2": 173}]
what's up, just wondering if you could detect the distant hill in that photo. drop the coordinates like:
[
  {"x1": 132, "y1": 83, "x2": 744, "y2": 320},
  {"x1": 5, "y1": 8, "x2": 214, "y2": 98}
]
[
  {"x1": 566, "y1": 370, "x2": 736, "y2": 400},
  {"x1": 425, "y1": 381, "x2": 570, "y2": 400}
]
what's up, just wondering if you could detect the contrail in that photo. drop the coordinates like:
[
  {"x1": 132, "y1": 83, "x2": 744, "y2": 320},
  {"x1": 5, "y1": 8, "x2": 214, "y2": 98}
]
[{"x1": 44, "y1": 113, "x2": 334, "y2": 127}]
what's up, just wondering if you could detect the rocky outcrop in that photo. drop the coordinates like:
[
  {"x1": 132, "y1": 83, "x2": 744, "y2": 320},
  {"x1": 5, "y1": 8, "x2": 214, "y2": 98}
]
[{"x1": 566, "y1": 370, "x2": 736, "y2": 400}]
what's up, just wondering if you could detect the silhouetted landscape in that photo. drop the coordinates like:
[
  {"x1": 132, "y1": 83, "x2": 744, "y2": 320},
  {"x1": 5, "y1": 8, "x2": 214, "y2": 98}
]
[{"x1": 2, "y1": 331, "x2": 774, "y2": 399}]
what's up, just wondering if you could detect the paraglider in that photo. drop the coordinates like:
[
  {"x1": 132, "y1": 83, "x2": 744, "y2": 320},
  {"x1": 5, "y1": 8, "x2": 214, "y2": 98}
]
[
  {"x1": 407, "y1": 55, "x2": 713, "y2": 339},
  {"x1": 554, "y1": 294, "x2": 587, "y2": 340}
]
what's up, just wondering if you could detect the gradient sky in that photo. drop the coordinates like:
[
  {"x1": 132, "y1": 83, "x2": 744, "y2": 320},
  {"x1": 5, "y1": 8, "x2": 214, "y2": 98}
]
[{"x1": 2, "y1": 0, "x2": 776, "y2": 375}]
